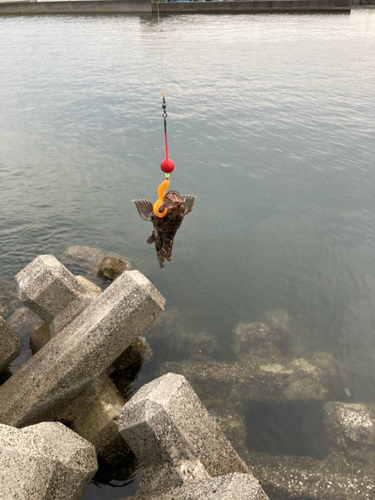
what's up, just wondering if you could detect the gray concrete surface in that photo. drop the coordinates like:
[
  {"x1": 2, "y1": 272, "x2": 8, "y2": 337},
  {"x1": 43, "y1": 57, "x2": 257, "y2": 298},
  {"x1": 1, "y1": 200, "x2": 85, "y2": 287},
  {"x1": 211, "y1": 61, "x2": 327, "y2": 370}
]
[
  {"x1": 119, "y1": 373, "x2": 262, "y2": 499},
  {"x1": 127, "y1": 473, "x2": 269, "y2": 500},
  {"x1": 0, "y1": 262, "x2": 165, "y2": 427},
  {"x1": 0, "y1": 317, "x2": 21, "y2": 371},
  {"x1": 16, "y1": 255, "x2": 94, "y2": 337},
  {"x1": 0, "y1": 421, "x2": 97, "y2": 500}
]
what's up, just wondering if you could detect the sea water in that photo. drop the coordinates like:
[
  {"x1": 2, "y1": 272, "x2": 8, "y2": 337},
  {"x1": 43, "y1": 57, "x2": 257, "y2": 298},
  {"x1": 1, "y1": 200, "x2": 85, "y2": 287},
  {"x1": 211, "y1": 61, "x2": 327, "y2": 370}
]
[{"x1": 1, "y1": 10, "x2": 375, "y2": 499}]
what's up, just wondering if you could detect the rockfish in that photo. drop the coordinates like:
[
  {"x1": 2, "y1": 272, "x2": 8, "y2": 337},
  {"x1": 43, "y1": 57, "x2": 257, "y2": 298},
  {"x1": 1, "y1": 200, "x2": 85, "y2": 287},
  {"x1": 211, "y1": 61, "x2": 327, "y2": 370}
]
[{"x1": 133, "y1": 190, "x2": 196, "y2": 268}]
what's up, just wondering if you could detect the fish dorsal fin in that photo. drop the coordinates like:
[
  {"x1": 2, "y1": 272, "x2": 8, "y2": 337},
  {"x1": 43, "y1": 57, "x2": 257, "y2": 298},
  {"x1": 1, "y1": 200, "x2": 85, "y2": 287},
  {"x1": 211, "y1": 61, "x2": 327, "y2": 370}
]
[
  {"x1": 182, "y1": 195, "x2": 196, "y2": 215},
  {"x1": 133, "y1": 199, "x2": 153, "y2": 221}
]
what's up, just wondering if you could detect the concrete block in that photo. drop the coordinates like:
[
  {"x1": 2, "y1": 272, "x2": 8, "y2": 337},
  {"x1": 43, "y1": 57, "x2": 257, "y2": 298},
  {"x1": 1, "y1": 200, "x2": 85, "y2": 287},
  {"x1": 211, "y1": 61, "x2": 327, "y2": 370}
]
[
  {"x1": 76, "y1": 375, "x2": 131, "y2": 463},
  {"x1": 16, "y1": 255, "x2": 94, "y2": 336},
  {"x1": 0, "y1": 421, "x2": 97, "y2": 500},
  {"x1": 109, "y1": 336, "x2": 153, "y2": 395},
  {"x1": 29, "y1": 322, "x2": 51, "y2": 354},
  {"x1": 0, "y1": 268, "x2": 165, "y2": 427},
  {"x1": 119, "y1": 373, "x2": 249, "y2": 477},
  {"x1": 76, "y1": 275, "x2": 102, "y2": 297},
  {"x1": 125, "y1": 473, "x2": 268, "y2": 500},
  {"x1": 7, "y1": 306, "x2": 43, "y2": 339},
  {"x1": 0, "y1": 317, "x2": 21, "y2": 371},
  {"x1": 29, "y1": 276, "x2": 100, "y2": 354},
  {"x1": 119, "y1": 374, "x2": 270, "y2": 500}
]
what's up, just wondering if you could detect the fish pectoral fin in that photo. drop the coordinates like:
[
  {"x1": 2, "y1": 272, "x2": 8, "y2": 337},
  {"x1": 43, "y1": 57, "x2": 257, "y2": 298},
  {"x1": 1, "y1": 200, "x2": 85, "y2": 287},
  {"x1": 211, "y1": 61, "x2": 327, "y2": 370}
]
[
  {"x1": 133, "y1": 199, "x2": 154, "y2": 221},
  {"x1": 182, "y1": 195, "x2": 197, "y2": 215},
  {"x1": 147, "y1": 232, "x2": 155, "y2": 244}
]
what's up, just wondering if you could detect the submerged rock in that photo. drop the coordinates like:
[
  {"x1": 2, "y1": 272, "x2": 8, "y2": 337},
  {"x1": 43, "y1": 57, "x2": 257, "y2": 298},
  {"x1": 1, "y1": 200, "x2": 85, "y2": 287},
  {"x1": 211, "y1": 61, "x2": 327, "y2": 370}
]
[
  {"x1": 0, "y1": 317, "x2": 21, "y2": 371},
  {"x1": 232, "y1": 322, "x2": 280, "y2": 355},
  {"x1": 259, "y1": 308, "x2": 312, "y2": 358},
  {"x1": 60, "y1": 245, "x2": 108, "y2": 276},
  {"x1": 202, "y1": 397, "x2": 247, "y2": 460},
  {"x1": 146, "y1": 308, "x2": 219, "y2": 362},
  {"x1": 98, "y1": 255, "x2": 128, "y2": 281},
  {"x1": 324, "y1": 402, "x2": 375, "y2": 458},
  {"x1": 60, "y1": 245, "x2": 131, "y2": 279},
  {"x1": 310, "y1": 351, "x2": 345, "y2": 397},
  {"x1": 247, "y1": 401, "x2": 375, "y2": 499},
  {"x1": 159, "y1": 357, "x2": 328, "y2": 403},
  {"x1": 249, "y1": 447, "x2": 375, "y2": 500},
  {"x1": 0, "y1": 421, "x2": 97, "y2": 500}
]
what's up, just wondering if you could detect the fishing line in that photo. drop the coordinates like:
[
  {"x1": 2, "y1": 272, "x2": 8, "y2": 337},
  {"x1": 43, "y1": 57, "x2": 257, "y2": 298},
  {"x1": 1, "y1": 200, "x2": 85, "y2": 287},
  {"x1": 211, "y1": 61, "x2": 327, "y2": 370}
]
[
  {"x1": 156, "y1": 0, "x2": 165, "y2": 96},
  {"x1": 153, "y1": 0, "x2": 175, "y2": 218}
]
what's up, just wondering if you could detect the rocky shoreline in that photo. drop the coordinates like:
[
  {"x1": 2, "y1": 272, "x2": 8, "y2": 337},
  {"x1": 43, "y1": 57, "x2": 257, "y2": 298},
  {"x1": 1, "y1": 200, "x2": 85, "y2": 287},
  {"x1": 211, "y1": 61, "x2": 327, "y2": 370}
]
[{"x1": 1, "y1": 247, "x2": 375, "y2": 499}]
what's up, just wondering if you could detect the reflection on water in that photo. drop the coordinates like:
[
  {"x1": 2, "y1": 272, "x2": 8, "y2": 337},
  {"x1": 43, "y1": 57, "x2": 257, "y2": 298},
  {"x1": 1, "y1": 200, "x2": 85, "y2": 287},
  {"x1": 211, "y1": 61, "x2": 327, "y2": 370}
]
[{"x1": 1, "y1": 9, "x2": 375, "y2": 499}]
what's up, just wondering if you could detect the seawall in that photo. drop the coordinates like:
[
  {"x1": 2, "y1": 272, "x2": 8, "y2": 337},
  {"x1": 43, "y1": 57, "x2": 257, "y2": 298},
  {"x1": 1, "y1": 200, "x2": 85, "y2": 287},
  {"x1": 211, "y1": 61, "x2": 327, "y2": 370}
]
[
  {"x1": 154, "y1": 0, "x2": 351, "y2": 13},
  {"x1": 0, "y1": 0, "x2": 351, "y2": 16}
]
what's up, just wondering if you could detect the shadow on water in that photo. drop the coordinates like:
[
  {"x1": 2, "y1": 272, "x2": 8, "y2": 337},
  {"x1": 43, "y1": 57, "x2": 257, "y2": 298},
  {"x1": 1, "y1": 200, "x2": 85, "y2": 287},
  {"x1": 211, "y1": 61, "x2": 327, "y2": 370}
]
[{"x1": 82, "y1": 453, "x2": 143, "y2": 500}]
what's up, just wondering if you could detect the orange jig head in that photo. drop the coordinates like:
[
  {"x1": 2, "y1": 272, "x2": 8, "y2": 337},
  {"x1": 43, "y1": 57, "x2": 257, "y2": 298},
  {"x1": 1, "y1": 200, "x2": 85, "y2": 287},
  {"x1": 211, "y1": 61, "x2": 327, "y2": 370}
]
[{"x1": 153, "y1": 179, "x2": 170, "y2": 218}]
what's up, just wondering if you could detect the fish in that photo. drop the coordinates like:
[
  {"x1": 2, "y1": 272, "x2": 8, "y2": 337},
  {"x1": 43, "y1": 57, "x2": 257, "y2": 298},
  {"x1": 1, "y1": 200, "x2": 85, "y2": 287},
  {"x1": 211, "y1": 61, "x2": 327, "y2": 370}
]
[{"x1": 133, "y1": 190, "x2": 196, "y2": 268}]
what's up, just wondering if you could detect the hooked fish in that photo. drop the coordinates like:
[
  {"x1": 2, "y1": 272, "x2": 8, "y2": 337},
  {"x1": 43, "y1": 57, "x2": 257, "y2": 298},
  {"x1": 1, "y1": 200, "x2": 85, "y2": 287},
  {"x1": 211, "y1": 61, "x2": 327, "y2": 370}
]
[{"x1": 133, "y1": 190, "x2": 196, "y2": 268}]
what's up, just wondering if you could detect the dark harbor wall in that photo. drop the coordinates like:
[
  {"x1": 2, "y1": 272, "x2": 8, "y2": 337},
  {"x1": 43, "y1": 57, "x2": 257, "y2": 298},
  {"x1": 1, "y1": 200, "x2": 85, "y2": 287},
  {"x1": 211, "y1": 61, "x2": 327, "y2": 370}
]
[
  {"x1": 0, "y1": 0, "x2": 351, "y2": 16},
  {"x1": 154, "y1": 0, "x2": 352, "y2": 13},
  {"x1": 0, "y1": 0, "x2": 151, "y2": 15}
]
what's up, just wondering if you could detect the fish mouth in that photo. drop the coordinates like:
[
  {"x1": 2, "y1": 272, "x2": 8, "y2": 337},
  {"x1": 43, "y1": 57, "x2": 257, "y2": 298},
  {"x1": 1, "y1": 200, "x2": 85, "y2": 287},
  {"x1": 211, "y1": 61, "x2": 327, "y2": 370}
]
[{"x1": 160, "y1": 190, "x2": 184, "y2": 211}]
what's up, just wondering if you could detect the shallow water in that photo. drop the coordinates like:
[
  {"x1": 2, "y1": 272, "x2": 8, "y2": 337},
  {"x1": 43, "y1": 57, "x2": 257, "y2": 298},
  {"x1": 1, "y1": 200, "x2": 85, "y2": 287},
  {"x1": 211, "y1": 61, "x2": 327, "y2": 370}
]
[{"x1": 1, "y1": 9, "x2": 375, "y2": 499}]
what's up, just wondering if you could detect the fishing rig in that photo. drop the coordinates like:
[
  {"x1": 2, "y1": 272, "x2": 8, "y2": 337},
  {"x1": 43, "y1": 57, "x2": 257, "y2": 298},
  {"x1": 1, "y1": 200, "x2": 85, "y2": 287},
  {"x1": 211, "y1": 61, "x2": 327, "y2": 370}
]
[
  {"x1": 153, "y1": 93, "x2": 175, "y2": 218},
  {"x1": 132, "y1": 2, "x2": 196, "y2": 267}
]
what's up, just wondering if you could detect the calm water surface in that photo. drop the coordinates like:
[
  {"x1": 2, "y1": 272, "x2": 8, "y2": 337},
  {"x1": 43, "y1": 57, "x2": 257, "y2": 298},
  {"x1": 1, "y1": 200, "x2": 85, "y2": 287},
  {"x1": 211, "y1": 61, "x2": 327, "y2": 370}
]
[{"x1": 1, "y1": 10, "x2": 375, "y2": 499}]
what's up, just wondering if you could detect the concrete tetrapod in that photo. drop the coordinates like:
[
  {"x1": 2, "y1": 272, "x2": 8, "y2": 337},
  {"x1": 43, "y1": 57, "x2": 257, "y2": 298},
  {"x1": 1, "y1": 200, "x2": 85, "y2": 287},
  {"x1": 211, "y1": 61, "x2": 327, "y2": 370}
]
[
  {"x1": 119, "y1": 373, "x2": 269, "y2": 500},
  {"x1": 0, "y1": 316, "x2": 21, "y2": 371},
  {"x1": 0, "y1": 421, "x2": 98, "y2": 500},
  {"x1": 0, "y1": 257, "x2": 165, "y2": 428},
  {"x1": 16, "y1": 254, "x2": 95, "y2": 337}
]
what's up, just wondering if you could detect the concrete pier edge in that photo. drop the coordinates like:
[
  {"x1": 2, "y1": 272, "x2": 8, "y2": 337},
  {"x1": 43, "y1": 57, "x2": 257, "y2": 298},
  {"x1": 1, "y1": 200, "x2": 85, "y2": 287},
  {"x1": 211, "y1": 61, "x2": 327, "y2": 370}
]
[{"x1": 0, "y1": 0, "x2": 351, "y2": 16}]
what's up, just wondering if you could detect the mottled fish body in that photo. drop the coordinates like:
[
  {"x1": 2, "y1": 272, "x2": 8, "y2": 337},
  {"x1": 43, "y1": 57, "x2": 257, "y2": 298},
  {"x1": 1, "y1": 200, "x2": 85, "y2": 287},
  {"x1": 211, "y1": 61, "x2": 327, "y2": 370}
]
[{"x1": 133, "y1": 190, "x2": 196, "y2": 268}]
